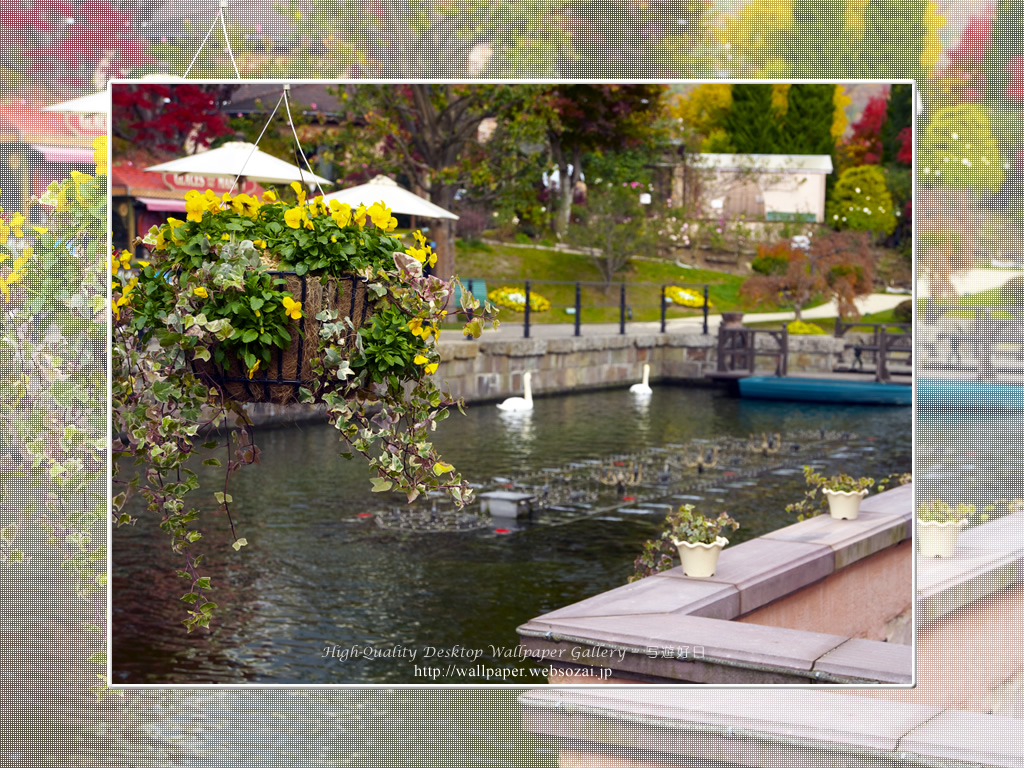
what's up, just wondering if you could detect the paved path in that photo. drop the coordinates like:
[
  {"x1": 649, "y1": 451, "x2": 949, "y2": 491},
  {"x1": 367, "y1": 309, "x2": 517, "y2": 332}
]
[{"x1": 440, "y1": 292, "x2": 911, "y2": 342}]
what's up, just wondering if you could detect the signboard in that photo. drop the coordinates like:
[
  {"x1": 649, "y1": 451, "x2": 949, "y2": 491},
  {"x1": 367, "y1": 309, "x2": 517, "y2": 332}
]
[
  {"x1": 161, "y1": 173, "x2": 260, "y2": 196},
  {"x1": 65, "y1": 113, "x2": 107, "y2": 135}
]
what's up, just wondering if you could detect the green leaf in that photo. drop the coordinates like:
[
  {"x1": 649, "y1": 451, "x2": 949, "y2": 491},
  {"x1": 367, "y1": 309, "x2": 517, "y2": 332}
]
[
  {"x1": 231, "y1": 537, "x2": 248, "y2": 551},
  {"x1": 241, "y1": 329, "x2": 259, "y2": 344},
  {"x1": 214, "y1": 492, "x2": 233, "y2": 504},
  {"x1": 196, "y1": 577, "x2": 212, "y2": 590},
  {"x1": 370, "y1": 477, "x2": 393, "y2": 493},
  {"x1": 202, "y1": 458, "x2": 222, "y2": 466},
  {"x1": 181, "y1": 592, "x2": 198, "y2": 603}
]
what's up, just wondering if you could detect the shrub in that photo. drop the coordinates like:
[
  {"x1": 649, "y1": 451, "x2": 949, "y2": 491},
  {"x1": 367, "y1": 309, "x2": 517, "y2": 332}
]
[
  {"x1": 751, "y1": 250, "x2": 790, "y2": 276},
  {"x1": 826, "y1": 165, "x2": 897, "y2": 236},
  {"x1": 893, "y1": 299, "x2": 913, "y2": 323},
  {"x1": 786, "y1": 319, "x2": 825, "y2": 334}
]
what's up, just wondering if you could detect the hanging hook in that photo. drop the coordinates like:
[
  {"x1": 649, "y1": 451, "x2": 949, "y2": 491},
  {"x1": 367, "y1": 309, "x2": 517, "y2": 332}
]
[{"x1": 183, "y1": 0, "x2": 241, "y2": 78}]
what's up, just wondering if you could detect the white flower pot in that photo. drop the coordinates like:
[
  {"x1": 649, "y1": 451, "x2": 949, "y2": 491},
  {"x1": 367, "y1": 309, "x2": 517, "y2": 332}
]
[
  {"x1": 674, "y1": 536, "x2": 728, "y2": 578},
  {"x1": 823, "y1": 488, "x2": 868, "y2": 520},
  {"x1": 917, "y1": 518, "x2": 967, "y2": 558}
]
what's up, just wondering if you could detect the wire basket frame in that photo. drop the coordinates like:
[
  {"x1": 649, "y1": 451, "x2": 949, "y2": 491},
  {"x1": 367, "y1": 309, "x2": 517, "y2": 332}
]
[{"x1": 191, "y1": 271, "x2": 371, "y2": 405}]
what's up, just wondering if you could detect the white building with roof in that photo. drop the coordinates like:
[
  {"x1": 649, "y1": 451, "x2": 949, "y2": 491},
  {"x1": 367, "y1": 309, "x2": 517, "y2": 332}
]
[{"x1": 677, "y1": 153, "x2": 835, "y2": 223}]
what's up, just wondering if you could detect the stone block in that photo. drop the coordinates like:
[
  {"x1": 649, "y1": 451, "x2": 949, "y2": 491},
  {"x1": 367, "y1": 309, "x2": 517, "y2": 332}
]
[
  {"x1": 702, "y1": 538, "x2": 835, "y2": 615},
  {"x1": 540, "y1": 573, "x2": 739, "y2": 621},
  {"x1": 812, "y1": 638, "x2": 913, "y2": 684},
  {"x1": 633, "y1": 334, "x2": 662, "y2": 349},
  {"x1": 900, "y1": 710, "x2": 1024, "y2": 767}
]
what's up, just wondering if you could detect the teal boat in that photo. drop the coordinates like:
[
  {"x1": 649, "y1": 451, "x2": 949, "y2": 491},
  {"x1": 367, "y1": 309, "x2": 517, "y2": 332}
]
[
  {"x1": 916, "y1": 379, "x2": 1024, "y2": 409},
  {"x1": 738, "y1": 376, "x2": 911, "y2": 406}
]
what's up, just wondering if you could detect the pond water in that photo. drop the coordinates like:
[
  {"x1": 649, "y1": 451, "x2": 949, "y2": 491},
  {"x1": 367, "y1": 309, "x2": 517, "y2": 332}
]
[{"x1": 112, "y1": 385, "x2": 911, "y2": 684}]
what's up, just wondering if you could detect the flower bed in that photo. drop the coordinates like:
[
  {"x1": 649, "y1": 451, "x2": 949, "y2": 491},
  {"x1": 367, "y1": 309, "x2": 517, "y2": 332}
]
[
  {"x1": 487, "y1": 285, "x2": 551, "y2": 312},
  {"x1": 665, "y1": 285, "x2": 709, "y2": 308}
]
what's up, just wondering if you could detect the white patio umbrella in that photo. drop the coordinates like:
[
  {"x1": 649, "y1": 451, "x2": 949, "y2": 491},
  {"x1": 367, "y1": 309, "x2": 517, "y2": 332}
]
[
  {"x1": 145, "y1": 141, "x2": 333, "y2": 187},
  {"x1": 322, "y1": 175, "x2": 458, "y2": 220},
  {"x1": 42, "y1": 91, "x2": 108, "y2": 113}
]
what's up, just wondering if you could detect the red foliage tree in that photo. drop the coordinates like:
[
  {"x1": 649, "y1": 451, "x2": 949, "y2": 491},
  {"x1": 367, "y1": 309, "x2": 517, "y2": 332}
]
[
  {"x1": 2, "y1": 0, "x2": 154, "y2": 91},
  {"x1": 939, "y1": 11, "x2": 995, "y2": 102},
  {"x1": 112, "y1": 84, "x2": 238, "y2": 155},
  {"x1": 843, "y1": 93, "x2": 889, "y2": 167}
]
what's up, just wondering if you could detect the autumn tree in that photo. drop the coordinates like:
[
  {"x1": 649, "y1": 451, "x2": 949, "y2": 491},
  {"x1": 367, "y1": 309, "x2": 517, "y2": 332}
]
[
  {"x1": 323, "y1": 84, "x2": 540, "y2": 281},
  {"x1": 544, "y1": 84, "x2": 668, "y2": 239},
  {"x1": 112, "y1": 83, "x2": 239, "y2": 155},
  {"x1": 836, "y1": 93, "x2": 888, "y2": 173},
  {"x1": 741, "y1": 231, "x2": 874, "y2": 320},
  {"x1": 1, "y1": 0, "x2": 154, "y2": 91}
]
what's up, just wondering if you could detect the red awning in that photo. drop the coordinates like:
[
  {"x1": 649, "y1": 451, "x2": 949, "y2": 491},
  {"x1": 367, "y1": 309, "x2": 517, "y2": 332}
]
[
  {"x1": 136, "y1": 196, "x2": 187, "y2": 212},
  {"x1": 30, "y1": 144, "x2": 94, "y2": 164}
]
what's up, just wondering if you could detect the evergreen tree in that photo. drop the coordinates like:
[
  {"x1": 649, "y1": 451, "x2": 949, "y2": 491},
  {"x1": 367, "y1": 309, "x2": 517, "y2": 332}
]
[
  {"x1": 778, "y1": 84, "x2": 836, "y2": 156},
  {"x1": 723, "y1": 85, "x2": 780, "y2": 154},
  {"x1": 855, "y1": 0, "x2": 926, "y2": 81},
  {"x1": 783, "y1": 0, "x2": 851, "y2": 77},
  {"x1": 984, "y1": 0, "x2": 1024, "y2": 102},
  {"x1": 882, "y1": 84, "x2": 914, "y2": 166}
]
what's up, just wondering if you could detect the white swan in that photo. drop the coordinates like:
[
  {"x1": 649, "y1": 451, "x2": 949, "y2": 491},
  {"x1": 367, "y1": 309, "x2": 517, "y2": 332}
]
[
  {"x1": 498, "y1": 371, "x2": 533, "y2": 411},
  {"x1": 630, "y1": 363, "x2": 653, "y2": 395}
]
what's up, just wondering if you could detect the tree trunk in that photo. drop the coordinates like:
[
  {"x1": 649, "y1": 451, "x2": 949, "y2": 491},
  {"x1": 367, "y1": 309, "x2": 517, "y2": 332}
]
[{"x1": 554, "y1": 146, "x2": 581, "y2": 240}]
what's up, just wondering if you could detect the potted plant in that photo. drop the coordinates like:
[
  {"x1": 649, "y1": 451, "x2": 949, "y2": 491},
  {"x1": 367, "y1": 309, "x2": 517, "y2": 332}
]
[
  {"x1": 667, "y1": 504, "x2": 739, "y2": 578},
  {"x1": 820, "y1": 472, "x2": 875, "y2": 520},
  {"x1": 917, "y1": 500, "x2": 975, "y2": 558},
  {"x1": 786, "y1": 466, "x2": 874, "y2": 521},
  {"x1": 112, "y1": 182, "x2": 496, "y2": 631}
]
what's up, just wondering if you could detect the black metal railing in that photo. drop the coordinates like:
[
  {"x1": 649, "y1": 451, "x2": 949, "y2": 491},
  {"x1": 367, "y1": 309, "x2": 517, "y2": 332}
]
[{"x1": 454, "y1": 278, "x2": 711, "y2": 339}]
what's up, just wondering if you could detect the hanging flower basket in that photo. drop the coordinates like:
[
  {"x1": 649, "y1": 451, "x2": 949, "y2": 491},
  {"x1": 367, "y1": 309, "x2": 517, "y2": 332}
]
[{"x1": 190, "y1": 271, "x2": 371, "y2": 405}]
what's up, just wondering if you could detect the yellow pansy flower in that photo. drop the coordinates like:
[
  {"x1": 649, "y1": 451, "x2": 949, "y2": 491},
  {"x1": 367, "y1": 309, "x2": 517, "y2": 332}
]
[
  {"x1": 247, "y1": 360, "x2": 260, "y2": 379},
  {"x1": 193, "y1": 286, "x2": 209, "y2": 298},
  {"x1": 414, "y1": 353, "x2": 430, "y2": 366},
  {"x1": 282, "y1": 296, "x2": 303, "y2": 320},
  {"x1": 407, "y1": 317, "x2": 427, "y2": 338},
  {"x1": 367, "y1": 201, "x2": 397, "y2": 231},
  {"x1": 92, "y1": 135, "x2": 108, "y2": 175},
  {"x1": 413, "y1": 230, "x2": 427, "y2": 247},
  {"x1": 353, "y1": 204, "x2": 367, "y2": 228},
  {"x1": 253, "y1": 239, "x2": 267, "y2": 250},
  {"x1": 290, "y1": 181, "x2": 307, "y2": 205},
  {"x1": 70, "y1": 170, "x2": 93, "y2": 203},
  {"x1": 329, "y1": 200, "x2": 352, "y2": 228},
  {"x1": 262, "y1": 189, "x2": 277, "y2": 203},
  {"x1": 284, "y1": 206, "x2": 307, "y2": 229},
  {"x1": 425, "y1": 362, "x2": 438, "y2": 374},
  {"x1": 184, "y1": 190, "x2": 207, "y2": 222},
  {"x1": 9, "y1": 212, "x2": 24, "y2": 238}
]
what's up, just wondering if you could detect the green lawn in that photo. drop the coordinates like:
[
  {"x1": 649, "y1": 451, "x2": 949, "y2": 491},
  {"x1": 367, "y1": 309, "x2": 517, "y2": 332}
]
[{"x1": 453, "y1": 240, "x2": 747, "y2": 325}]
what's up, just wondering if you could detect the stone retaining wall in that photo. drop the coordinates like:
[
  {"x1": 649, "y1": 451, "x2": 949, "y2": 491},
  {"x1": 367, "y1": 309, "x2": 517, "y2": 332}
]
[{"x1": 437, "y1": 331, "x2": 847, "y2": 404}]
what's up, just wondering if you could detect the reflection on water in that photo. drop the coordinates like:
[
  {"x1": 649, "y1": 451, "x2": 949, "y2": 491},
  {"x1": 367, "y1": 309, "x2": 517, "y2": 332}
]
[{"x1": 113, "y1": 385, "x2": 910, "y2": 684}]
